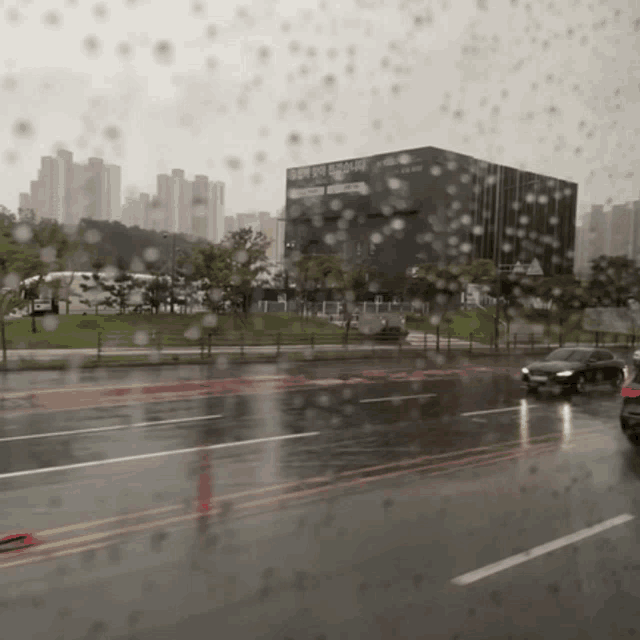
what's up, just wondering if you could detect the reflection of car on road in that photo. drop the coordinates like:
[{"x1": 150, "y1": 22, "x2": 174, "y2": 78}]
[
  {"x1": 522, "y1": 347, "x2": 627, "y2": 395},
  {"x1": 0, "y1": 533, "x2": 39, "y2": 553}
]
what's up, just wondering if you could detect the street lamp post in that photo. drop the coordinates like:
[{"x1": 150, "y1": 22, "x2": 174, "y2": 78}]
[{"x1": 163, "y1": 232, "x2": 177, "y2": 314}]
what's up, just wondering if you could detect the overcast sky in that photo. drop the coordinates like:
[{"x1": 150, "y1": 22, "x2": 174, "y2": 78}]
[{"x1": 1, "y1": 0, "x2": 638, "y2": 218}]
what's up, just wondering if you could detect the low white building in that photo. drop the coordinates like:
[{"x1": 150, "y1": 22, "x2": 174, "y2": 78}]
[{"x1": 21, "y1": 271, "x2": 207, "y2": 314}]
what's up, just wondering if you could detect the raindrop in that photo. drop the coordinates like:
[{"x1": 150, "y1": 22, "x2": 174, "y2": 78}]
[
  {"x1": 83, "y1": 35, "x2": 102, "y2": 56},
  {"x1": 3, "y1": 273, "x2": 20, "y2": 290},
  {"x1": 2, "y1": 76, "x2": 17, "y2": 91},
  {"x1": 133, "y1": 330, "x2": 149, "y2": 346},
  {"x1": 103, "y1": 125, "x2": 120, "y2": 141},
  {"x1": 13, "y1": 119, "x2": 33, "y2": 138},
  {"x1": 115, "y1": 41, "x2": 132, "y2": 58},
  {"x1": 185, "y1": 326, "x2": 201, "y2": 341},
  {"x1": 225, "y1": 156, "x2": 242, "y2": 170},
  {"x1": 288, "y1": 132, "x2": 302, "y2": 145},
  {"x1": 153, "y1": 40, "x2": 174, "y2": 65},
  {"x1": 92, "y1": 3, "x2": 108, "y2": 20},
  {"x1": 13, "y1": 224, "x2": 32, "y2": 243},
  {"x1": 84, "y1": 229, "x2": 101, "y2": 244},
  {"x1": 5, "y1": 8, "x2": 22, "y2": 24},
  {"x1": 40, "y1": 246, "x2": 57, "y2": 264},
  {"x1": 202, "y1": 314, "x2": 218, "y2": 328},
  {"x1": 143, "y1": 246, "x2": 160, "y2": 263},
  {"x1": 43, "y1": 10, "x2": 62, "y2": 27},
  {"x1": 234, "y1": 250, "x2": 248, "y2": 264},
  {"x1": 324, "y1": 74, "x2": 336, "y2": 88}
]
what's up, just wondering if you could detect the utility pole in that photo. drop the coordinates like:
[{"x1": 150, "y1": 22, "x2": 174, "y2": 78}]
[
  {"x1": 163, "y1": 232, "x2": 177, "y2": 314},
  {"x1": 493, "y1": 165, "x2": 503, "y2": 351}
]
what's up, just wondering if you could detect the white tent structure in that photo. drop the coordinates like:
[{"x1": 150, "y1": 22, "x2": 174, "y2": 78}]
[{"x1": 20, "y1": 271, "x2": 206, "y2": 314}]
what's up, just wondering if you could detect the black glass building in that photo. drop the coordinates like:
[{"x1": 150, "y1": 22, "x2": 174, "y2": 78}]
[{"x1": 284, "y1": 146, "x2": 578, "y2": 281}]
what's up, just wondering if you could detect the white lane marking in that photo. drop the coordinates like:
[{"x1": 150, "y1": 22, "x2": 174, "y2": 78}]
[
  {"x1": 0, "y1": 432, "x2": 320, "y2": 480},
  {"x1": 0, "y1": 414, "x2": 224, "y2": 443},
  {"x1": 451, "y1": 513, "x2": 635, "y2": 586},
  {"x1": 461, "y1": 405, "x2": 539, "y2": 417},
  {"x1": 360, "y1": 394, "x2": 437, "y2": 404}
]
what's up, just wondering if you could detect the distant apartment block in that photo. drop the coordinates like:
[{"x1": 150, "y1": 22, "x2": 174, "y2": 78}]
[
  {"x1": 574, "y1": 200, "x2": 640, "y2": 278},
  {"x1": 20, "y1": 154, "x2": 226, "y2": 244},
  {"x1": 151, "y1": 171, "x2": 224, "y2": 243},
  {"x1": 21, "y1": 150, "x2": 122, "y2": 225}
]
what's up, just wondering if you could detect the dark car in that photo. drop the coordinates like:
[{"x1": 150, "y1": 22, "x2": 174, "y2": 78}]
[{"x1": 522, "y1": 347, "x2": 627, "y2": 395}]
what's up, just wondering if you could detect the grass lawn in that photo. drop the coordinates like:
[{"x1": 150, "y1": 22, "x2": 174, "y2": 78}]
[
  {"x1": 3, "y1": 312, "x2": 357, "y2": 350},
  {"x1": 405, "y1": 307, "x2": 498, "y2": 344},
  {"x1": 405, "y1": 306, "x2": 626, "y2": 347}
]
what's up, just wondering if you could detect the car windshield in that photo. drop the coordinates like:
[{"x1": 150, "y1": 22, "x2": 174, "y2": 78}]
[{"x1": 545, "y1": 349, "x2": 589, "y2": 363}]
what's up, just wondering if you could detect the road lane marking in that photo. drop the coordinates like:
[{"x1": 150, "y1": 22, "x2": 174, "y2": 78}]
[
  {"x1": 35, "y1": 425, "x2": 609, "y2": 539},
  {"x1": 0, "y1": 431, "x2": 320, "y2": 480},
  {"x1": 451, "y1": 513, "x2": 635, "y2": 586},
  {"x1": 461, "y1": 405, "x2": 539, "y2": 417},
  {"x1": 0, "y1": 430, "x2": 611, "y2": 571},
  {"x1": 360, "y1": 394, "x2": 437, "y2": 404},
  {"x1": 0, "y1": 414, "x2": 224, "y2": 443}
]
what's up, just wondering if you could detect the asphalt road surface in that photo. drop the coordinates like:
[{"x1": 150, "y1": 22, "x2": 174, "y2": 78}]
[{"x1": 0, "y1": 361, "x2": 639, "y2": 638}]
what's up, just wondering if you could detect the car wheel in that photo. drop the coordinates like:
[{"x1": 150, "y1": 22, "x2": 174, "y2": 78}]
[{"x1": 574, "y1": 374, "x2": 586, "y2": 394}]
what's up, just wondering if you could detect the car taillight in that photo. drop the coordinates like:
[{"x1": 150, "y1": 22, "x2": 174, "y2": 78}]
[{"x1": 621, "y1": 387, "x2": 640, "y2": 398}]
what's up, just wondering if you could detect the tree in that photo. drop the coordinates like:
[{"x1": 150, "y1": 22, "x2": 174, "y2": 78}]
[
  {"x1": 535, "y1": 274, "x2": 589, "y2": 339},
  {"x1": 79, "y1": 256, "x2": 108, "y2": 314},
  {"x1": 225, "y1": 227, "x2": 272, "y2": 319},
  {"x1": 292, "y1": 253, "x2": 344, "y2": 318},
  {"x1": 193, "y1": 243, "x2": 233, "y2": 314},
  {"x1": 17, "y1": 207, "x2": 36, "y2": 226},
  {"x1": 485, "y1": 271, "x2": 538, "y2": 338},
  {"x1": 143, "y1": 273, "x2": 170, "y2": 314},
  {"x1": 0, "y1": 217, "x2": 44, "y2": 359},
  {"x1": 101, "y1": 260, "x2": 138, "y2": 315},
  {"x1": 174, "y1": 250, "x2": 201, "y2": 314},
  {"x1": 411, "y1": 263, "x2": 465, "y2": 322},
  {"x1": 586, "y1": 255, "x2": 640, "y2": 307}
]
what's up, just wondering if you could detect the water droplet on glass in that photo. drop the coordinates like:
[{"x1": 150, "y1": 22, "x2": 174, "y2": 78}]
[
  {"x1": 234, "y1": 250, "x2": 248, "y2": 264},
  {"x1": 133, "y1": 330, "x2": 149, "y2": 346},
  {"x1": 13, "y1": 224, "x2": 32, "y2": 243},
  {"x1": 153, "y1": 40, "x2": 174, "y2": 65},
  {"x1": 84, "y1": 35, "x2": 102, "y2": 56},
  {"x1": 202, "y1": 313, "x2": 218, "y2": 328},
  {"x1": 42, "y1": 314, "x2": 59, "y2": 332},
  {"x1": 40, "y1": 246, "x2": 57, "y2": 264},
  {"x1": 143, "y1": 246, "x2": 160, "y2": 263},
  {"x1": 3, "y1": 273, "x2": 20, "y2": 290},
  {"x1": 185, "y1": 326, "x2": 201, "y2": 341},
  {"x1": 13, "y1": 119, "x2": 33, "y2": 137}
]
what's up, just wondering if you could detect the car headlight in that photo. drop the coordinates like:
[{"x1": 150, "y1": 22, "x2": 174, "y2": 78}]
[
  {"x1": 522, "y1": 367, "x2": 529, "y2": 375},
  {"x1": 555, "y1": 370, "x2": 574, "y2": 377}
]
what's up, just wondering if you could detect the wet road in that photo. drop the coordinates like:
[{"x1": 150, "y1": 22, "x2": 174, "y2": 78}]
[{"x1": 1, "y1": 361, "x2": 639, "y2": 638}]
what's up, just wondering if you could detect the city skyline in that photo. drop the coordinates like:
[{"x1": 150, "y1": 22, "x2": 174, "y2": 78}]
[{"x1": 18, "y1": 149, "x2": 229, "y2": 245}]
